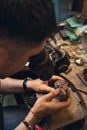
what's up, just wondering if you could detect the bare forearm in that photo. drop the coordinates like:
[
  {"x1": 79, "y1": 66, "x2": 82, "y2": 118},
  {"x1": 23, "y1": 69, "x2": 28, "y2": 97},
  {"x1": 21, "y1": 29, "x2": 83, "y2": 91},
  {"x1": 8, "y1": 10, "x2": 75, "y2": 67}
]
[
  {"x1": 0, "y1": 78, "x2": 24, "y2": 94},
  {"x1": 15, "y1": 111, "x2": 38, "y2": 130}
]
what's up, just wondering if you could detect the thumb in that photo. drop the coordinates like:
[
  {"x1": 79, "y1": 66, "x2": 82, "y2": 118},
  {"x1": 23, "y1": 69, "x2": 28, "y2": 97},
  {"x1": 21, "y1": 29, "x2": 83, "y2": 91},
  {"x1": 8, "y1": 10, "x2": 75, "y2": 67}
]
[{"x1": 43, "y1": 89, "x2": 61, "y2": 101}]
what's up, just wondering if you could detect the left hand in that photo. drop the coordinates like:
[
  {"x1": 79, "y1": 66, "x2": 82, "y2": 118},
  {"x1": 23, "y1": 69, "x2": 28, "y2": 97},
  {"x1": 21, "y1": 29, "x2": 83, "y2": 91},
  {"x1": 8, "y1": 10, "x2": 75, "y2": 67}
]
[
  {"x1": 27, "y1": 75, "x2": 63, "y2": 93},
  {"x1": 27, "y1": 78, "x2": 54, "y2": 93}
]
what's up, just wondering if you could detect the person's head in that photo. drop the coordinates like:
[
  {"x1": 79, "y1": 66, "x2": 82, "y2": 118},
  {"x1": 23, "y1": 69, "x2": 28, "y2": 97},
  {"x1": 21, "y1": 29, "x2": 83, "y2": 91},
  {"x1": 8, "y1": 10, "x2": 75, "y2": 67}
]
[{"x1": 0, "y1": 0, "x2": 57, "y2": 78}]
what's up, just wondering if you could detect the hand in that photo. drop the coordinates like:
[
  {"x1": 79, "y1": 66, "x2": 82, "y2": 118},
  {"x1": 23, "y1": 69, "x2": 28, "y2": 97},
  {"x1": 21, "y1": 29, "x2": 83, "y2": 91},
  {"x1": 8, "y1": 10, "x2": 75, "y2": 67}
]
[
  {"x1": 27, "y1": 75, "x2": 63, "y2": 93},
  {"x1": 48, "y1": 75, "x2": 63, "y2": 87},
  {"x1": 27, "y1": 78, "x2": 54, "y2": 93},
  {"x1": 31, "y1": 89, "x2": 72, "y2": 120}
]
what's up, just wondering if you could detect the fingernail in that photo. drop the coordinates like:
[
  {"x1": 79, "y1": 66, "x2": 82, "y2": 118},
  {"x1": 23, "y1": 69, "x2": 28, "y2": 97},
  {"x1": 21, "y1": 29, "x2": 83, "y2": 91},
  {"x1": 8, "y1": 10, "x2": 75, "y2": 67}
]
[{"x1": 56, "y1": 88, "x2": 60, "y2": 92}]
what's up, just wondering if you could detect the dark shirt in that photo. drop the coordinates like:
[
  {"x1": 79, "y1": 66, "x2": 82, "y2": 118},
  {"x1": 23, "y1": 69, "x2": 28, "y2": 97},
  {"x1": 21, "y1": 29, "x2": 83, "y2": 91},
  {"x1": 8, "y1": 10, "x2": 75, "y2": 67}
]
[{"x1": 0, "y1": 103, "x2": 4, "y2": 130}]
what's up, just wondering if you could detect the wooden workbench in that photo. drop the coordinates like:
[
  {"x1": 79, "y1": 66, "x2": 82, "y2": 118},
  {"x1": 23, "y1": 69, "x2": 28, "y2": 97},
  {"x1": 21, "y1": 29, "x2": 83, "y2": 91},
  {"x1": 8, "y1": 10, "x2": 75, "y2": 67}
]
[{"x1": 47, "y1": 42, "x2": 87, "y2": 130}]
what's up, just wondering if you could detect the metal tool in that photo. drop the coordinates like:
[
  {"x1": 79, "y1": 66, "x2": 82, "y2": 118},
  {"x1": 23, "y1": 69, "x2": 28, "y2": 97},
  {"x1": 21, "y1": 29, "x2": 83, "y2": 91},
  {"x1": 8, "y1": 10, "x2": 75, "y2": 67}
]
[{"x1": 76, "y1": 73, "x2": 87, "y2": 87}]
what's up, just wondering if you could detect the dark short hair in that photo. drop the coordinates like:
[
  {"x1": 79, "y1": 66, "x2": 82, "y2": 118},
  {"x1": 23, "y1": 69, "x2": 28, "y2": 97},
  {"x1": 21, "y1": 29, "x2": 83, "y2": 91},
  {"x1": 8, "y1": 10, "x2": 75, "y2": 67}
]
[{"x1": 0, "y1": 0, "x2": 57, "y2": 46}]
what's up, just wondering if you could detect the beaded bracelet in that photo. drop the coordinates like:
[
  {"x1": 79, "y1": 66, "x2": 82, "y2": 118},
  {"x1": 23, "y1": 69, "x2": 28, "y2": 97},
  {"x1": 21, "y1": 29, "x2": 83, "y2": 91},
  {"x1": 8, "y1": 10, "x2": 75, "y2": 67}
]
[{"x1": 23, "y1": 120, "x2": 35, "y2": 130}]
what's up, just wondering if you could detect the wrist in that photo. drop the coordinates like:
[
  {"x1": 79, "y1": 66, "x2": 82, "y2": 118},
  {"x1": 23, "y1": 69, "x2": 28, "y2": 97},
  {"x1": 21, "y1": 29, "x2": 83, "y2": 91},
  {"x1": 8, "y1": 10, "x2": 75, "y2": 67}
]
[
  {"x1": 23, "y1": 77, "x2": 30, "y2": 92},
  {"x1": 25, "y1": 110, "x2": 39, "y2": 127},
  {"x1": 23, "y1": 77, "x2": 34, "y2": 93}
]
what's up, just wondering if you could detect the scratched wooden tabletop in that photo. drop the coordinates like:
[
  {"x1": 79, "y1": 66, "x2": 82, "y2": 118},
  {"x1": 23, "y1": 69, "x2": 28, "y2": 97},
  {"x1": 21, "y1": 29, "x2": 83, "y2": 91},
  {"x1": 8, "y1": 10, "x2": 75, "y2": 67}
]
[{"x1": 47, "y1": 40, "x2": 87, "y2": 130}]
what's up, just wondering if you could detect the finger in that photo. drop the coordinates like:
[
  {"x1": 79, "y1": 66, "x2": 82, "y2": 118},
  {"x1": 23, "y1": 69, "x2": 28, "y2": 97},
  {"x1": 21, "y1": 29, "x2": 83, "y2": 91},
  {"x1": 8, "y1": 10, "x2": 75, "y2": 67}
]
[
  {"x1": 51, "y1": 75, "x2": 63, "y2": 80},
  {"x1": 48, "y1": 75, "x2": 63, "y2": 86},
  {"x1": 50, "y1": 94, "x2": 72, "y2": 111},
  {"x1": 61, "y1": 88, "x2": 66, "y2": 95},
  {"x1": 43, "y1": 89, "x2": 61, "y2": 101},
  {"x1": 41, "y1": 85, "x2": 55, "y2": 93}
]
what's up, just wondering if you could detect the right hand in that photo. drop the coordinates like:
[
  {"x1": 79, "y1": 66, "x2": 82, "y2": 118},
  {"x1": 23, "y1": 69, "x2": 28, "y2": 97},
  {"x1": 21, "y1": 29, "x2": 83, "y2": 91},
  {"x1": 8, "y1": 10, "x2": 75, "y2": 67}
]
[{"x1": 31, "y1": 89, "x2": 72, "y2": 120}]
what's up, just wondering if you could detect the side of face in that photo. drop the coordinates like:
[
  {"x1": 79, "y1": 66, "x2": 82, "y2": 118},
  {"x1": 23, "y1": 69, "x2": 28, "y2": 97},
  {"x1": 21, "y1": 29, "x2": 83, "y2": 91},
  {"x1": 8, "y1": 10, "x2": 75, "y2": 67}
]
[{"x1": 0, "y1": 38, "x2": 45, "y2": 78}]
